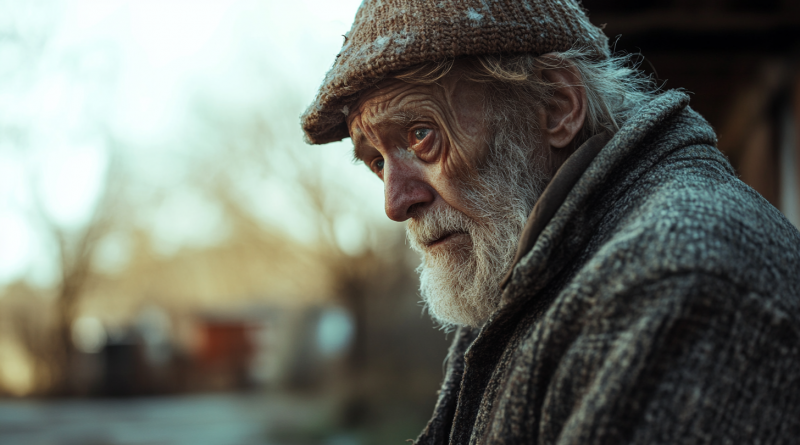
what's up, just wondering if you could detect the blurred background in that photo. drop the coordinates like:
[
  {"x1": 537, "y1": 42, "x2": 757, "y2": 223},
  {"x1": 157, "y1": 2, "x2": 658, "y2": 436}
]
[{"x1": 0, "y1": 1, "x2": 798, "y2": 444}]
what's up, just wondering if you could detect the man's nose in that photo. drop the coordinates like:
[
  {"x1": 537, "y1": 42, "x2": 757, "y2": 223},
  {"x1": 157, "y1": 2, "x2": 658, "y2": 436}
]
[{"x1": 383, "y1": 160, "x2": 434, "y2": 222}]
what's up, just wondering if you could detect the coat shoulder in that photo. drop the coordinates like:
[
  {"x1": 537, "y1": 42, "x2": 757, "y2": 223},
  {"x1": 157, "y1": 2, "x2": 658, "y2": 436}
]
[{"x1": 588, "y1": 142, "x2": 800, "y2": 304}]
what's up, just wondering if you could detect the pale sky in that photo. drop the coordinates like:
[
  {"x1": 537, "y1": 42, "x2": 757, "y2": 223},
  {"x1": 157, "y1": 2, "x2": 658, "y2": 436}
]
[{"x1": 0, "y1": 0, "x2": 392, "y2": 287}]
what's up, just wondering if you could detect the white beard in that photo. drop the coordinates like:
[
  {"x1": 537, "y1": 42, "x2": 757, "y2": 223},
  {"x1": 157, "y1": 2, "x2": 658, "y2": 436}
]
[{"x1": 406, "y1": 140, "x2": 547, "y2": 329}]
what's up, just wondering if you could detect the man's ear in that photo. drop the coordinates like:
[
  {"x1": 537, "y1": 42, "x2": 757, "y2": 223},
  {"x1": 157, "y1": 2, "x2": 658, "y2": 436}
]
[{"x1": 536, "y1": 56, "x2": 587, "y2": 150}]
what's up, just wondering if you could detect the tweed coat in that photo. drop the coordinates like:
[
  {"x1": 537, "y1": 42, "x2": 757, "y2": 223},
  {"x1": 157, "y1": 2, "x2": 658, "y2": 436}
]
[{"x1": 414, "y1": 90, "x2": 800, "y2": 445}]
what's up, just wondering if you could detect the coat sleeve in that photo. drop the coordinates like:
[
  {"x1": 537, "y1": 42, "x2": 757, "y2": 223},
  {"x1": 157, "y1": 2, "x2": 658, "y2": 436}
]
[{"x1": 554, "y1": 272, "x2": 800, "y2": 445}]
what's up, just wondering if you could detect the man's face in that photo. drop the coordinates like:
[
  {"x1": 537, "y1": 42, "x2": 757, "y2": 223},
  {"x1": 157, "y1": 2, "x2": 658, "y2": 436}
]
[
  {"x1": 348, "y1": 77, "x2": 488, "y2": 223},
  {"x1": 347, "y1": 75, "x2": 545, "y2": 328}
]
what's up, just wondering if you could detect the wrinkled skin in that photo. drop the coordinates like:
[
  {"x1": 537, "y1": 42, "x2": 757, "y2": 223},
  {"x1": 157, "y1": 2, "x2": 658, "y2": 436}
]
[
  {"x1": 347, "y1": 58, "x2": 587, "y2": 250},
  {"x1": 348, "y1": 77, "x2": 487, "y2": 226}
]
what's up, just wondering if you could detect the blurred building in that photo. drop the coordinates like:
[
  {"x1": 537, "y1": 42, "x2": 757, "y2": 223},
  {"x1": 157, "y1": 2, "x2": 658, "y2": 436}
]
[{"x1": 587, "y1": 0, "x2": 800, "y2": 226}]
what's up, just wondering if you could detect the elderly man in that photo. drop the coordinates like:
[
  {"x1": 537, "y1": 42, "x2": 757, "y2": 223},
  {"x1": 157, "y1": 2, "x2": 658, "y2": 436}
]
[{"x1": 302, "y1": 1, "x2": 800, "y2": 443}]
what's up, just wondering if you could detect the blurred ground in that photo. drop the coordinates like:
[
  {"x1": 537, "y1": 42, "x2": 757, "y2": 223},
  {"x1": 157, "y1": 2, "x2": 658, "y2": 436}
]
[{"x1": 0, "y1": 392, "x2": 352, "y2": 445}]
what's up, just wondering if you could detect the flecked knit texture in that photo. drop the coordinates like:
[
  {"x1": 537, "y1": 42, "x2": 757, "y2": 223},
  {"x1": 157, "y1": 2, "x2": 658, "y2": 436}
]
[
  {"x1": 414, "y1": 90, "x2": 800, "y2": 445},
  {"x1": 301, "y1": 0, "x2": 609, "y2": 145}
]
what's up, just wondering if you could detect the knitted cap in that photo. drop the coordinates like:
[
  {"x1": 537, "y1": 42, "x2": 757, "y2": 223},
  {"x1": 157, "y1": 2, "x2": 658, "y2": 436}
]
[{"x1": 301, "y1": 0, "x2": 610, "y2": 145}]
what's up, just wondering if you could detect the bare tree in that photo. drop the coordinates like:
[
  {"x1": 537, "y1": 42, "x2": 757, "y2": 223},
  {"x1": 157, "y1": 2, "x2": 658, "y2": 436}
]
[
  {"x1": 185, "y1": 98, "x2": 426, "y2": 423},
  {"x1": 24, "y1": 149, "x2": 124, "y2": 395}
]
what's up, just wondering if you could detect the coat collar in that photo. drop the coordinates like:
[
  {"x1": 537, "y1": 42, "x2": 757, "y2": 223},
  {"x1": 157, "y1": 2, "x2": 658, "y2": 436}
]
[
  {"x1": 499, "y1": 131, "x2": 612, "y2": 289},
  {"x1": 498, "y1": 90, "x2": 697, "y2": 308}
]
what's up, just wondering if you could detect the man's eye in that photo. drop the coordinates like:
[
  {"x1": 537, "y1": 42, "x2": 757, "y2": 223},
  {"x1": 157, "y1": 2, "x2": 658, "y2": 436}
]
[
  {"x1": 374, "y1": 159, "x2": 385, "y2": 172},
  {"x1": 413, "y1": 128, "x2": 431, "y2": 142}
]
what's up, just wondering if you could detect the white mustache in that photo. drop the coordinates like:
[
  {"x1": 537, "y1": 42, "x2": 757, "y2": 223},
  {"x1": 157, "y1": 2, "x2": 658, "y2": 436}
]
[{"x1": 406, "y1": 205, "x2": 474, "y2": 249}]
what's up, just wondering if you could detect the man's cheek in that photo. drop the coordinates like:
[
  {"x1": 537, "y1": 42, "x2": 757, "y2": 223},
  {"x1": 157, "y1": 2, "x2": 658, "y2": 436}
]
[
  {"x1": 440, "y1": 134, "x2": 487, "y2": 180},
  {"x1": 440, "y1": 117, "x2": 488, "y2": 177},
  {"x1": 435, "y1": 137, "x2": 468, "y2": 179}
]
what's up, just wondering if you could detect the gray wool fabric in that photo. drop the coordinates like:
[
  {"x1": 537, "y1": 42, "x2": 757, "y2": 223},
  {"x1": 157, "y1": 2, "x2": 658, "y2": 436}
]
[{"x1": 414, "y1": 90, "x2": 800, "y2": 445}]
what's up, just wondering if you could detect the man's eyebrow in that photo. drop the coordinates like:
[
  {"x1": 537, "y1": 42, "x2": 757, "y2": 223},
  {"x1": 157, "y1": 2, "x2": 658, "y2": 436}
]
[
  {"x1": 387, "y1": 110, "x2": 425, "y2": 126},
  {"x1": 351, "y1": 109, "x2": 427, "y2": 161}
]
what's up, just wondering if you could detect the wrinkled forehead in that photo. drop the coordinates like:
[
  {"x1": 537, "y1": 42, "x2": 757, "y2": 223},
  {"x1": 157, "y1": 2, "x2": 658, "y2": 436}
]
[{"x1": 346, "y1": 80, "x2": 441, "y2": 131}]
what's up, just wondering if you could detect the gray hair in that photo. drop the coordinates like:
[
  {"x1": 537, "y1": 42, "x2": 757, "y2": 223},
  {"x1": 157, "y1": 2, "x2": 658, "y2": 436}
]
[{"x1": 393, "y1": 48, "x2": 659, "y2": 150}]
